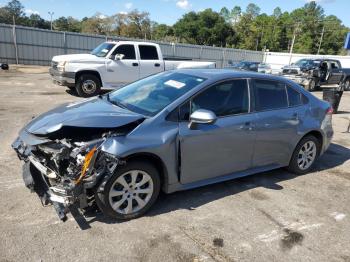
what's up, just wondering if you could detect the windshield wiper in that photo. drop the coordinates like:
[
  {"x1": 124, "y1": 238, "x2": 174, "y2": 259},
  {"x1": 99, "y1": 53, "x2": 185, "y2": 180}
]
[{"x1": 106, "y1": 95, "x2": 128, "y2": 110}]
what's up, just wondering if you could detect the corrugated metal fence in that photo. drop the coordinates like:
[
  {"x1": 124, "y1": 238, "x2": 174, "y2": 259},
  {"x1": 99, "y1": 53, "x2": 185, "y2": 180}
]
[{"x1": 0, "y1": 23, "x2": 264, "y2": 67}]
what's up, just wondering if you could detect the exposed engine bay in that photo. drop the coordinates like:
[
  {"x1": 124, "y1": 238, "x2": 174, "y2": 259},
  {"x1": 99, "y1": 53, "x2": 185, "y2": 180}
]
[{"x1": 12, "y1": 121, "x2": 140, "y2": 222}]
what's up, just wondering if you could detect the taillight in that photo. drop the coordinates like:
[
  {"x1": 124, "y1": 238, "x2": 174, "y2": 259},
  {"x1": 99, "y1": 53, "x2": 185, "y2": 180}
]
[{"x1": 326, "y1": 107, "x2": 333, "y2": 115}]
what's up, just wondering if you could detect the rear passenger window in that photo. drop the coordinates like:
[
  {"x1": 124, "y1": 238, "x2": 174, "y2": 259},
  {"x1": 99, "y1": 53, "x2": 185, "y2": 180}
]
[
  {"x1": 139, "y1": 45, "x2": 159, "y2": 60},
  {"x1": 287, "y1": 86, "x2": 302, "y2": 106},
  {"x1": 253, "y1": 80, "x2": 288, "y2": 111}
]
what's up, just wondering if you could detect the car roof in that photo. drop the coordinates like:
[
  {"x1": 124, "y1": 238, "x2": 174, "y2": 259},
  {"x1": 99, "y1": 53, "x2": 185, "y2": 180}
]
[
  {"x1": 105, "y1": 41, "x2": 158, "y2": 45},
  {"x1": 175, "y1": 69, "x2": 285, "y2": 82},
  {"x1": 239, "y1": 61, "x2": 260, "y2": 64},
  {"x1": 300, "y1": 58, "x2": 340, "y2": 62}
]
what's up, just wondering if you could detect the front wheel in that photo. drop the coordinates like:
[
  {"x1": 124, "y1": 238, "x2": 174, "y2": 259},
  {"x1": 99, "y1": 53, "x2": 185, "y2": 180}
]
[
  {"x1": 75, "y1": 74, "x2": 101, "y2": 97},
  {"x1": 344, "y1": 79, "x2": 350, "y2": 91},
  {"x1": 288, "y1": 135, "x2": 320, "y2": 175},
  {"x1": 307, "y1": 79, "x2": 316, "y2": 92},
  {"x1": 97, "y1": 161, "x2": 161, "y2": 220}
]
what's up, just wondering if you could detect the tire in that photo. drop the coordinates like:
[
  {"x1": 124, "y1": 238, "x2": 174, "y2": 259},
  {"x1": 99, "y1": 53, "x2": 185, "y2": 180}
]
[
  {"x1": 344, "y1": 79, "x2": 350, "y2": 91},
  {"x1": 307, "y1": 79, "x2": 316, "y2": 92},
  {"x1": 97, "y1": 160, "x2": 161, "y2": 220},
  {"x1": 75, "y1": 74, "x2": 101, "y2": 97},
  {"x1": 288, "y1": 135, "x2": 320, "y2": 175},
  {"x1": 1, "y1": 63, "x2": 9, "y2": 70}
]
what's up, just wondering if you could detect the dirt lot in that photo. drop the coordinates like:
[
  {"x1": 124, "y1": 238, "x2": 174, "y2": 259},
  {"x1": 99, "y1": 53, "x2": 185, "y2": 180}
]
[{"x1": 0, "y1": 66, "x2": 350, "y2": 262}]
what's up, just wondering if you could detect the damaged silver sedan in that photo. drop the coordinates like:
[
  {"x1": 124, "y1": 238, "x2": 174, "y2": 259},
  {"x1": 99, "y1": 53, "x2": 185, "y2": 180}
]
[{"x1": 12, "y1": 70, "x2": 333, "y2": 221}]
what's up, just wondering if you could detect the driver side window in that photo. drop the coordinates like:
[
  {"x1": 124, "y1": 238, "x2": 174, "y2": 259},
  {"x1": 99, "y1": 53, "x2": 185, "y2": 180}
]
[
  {"x1": 189, "y1": 79, "x2": 249, "y2": 118},
  {"x1": 112, "y1": 44, "x2": 136, "y2": 59}
]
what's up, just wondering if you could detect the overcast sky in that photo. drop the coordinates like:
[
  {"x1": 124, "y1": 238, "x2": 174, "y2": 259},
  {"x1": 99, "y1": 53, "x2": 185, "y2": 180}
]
[{"x1": 2, "y1": 0, "x2": 349, "y2": 27}]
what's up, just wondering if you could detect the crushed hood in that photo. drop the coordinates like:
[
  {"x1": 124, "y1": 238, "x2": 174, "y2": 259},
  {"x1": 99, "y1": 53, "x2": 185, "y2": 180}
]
[{"x1": 26, "y1": 97, "x2": 145, "y2": 138}]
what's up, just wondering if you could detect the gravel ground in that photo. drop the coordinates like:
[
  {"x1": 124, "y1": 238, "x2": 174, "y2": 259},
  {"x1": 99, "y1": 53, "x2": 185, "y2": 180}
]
[{"x1": 0, "y1": 67, "x2": 350, "y2": 262}]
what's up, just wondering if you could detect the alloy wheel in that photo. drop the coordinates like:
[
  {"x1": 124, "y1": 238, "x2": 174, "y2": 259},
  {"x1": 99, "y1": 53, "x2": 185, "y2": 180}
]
[
  {"x1": 297, "y1": 141, "x2": 317, "y2": 170},
  {"x1": 108, "y1": 170, "x2": 154, "y2": 215}
]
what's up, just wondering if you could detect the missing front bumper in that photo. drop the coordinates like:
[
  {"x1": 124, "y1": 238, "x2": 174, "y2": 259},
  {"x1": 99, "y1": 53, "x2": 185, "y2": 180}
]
[{"x1": 22, "y1": 161, "x2": 85, "y2": 221}]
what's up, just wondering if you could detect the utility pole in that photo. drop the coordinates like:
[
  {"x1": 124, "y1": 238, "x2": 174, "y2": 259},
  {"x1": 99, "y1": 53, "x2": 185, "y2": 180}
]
[
  {"x1": 48, "y1": 12, "x2": 54, "y2": 30},
  {"x1": 255, "y1": 25, "x2": 264, "y2": 51},
  {"x1": 288, "y1": 22, "x2": 300, "y2": 65},
  {"x1": 12, "y1": 16, "x2": 19, "y2": 65},
  {"x1": 317, "y1": 26, "x2": 325, "y2": 55}
]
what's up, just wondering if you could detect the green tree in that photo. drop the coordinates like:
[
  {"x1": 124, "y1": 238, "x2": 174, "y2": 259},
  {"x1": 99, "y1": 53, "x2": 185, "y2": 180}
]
[
  {"x1": 273, "y1": 7, "x2": 282, "y2": 18},
  {"x1": 318, "y1": 15, "x2": 348, "y2": 55},
  {"x1": 245, "y1": 3, "x2": 260, "y2": 18},
  {"x1": 290, "y1": 1, "x2": 325, "y2": 53},
  {"x1": 24, "y1": 14, "x2": 50, "y2": 29},
  {"x1": 173, "y1": 9, "x2": 235, "y2": 46},
  {"x1": 220, "y1": 7, "x2": 231, "y2": 22},
  {"x1": 231, "y1": 6, "x2": 241, "y2": 24},
  {"x1": 0, "y1": 0, "x2": 25, "y2": 24},
  {"x1": 54, "y1": 16, "x2": 81, "y2": 32},
  {"x1": 125, "y1": 10, "x2": 151, "y2": 39},
  {"x1": 152, "y1": 23, "x2": 174, "y2": 41}
]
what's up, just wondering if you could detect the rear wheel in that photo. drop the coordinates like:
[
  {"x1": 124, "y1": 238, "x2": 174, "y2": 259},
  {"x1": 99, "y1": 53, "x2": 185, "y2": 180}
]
[
  {"x1": 96, "y1": 161, "x2": 160, "y2": 220},
  {"x1": 75, "y1": 74, "x2": 101, "y2": 97},
  {"x1": 288, "y1": 135, "x2": 320, "y2": 175}
]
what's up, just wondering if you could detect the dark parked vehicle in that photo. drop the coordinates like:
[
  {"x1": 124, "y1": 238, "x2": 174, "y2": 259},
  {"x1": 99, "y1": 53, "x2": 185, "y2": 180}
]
[
  {"x1": 12, "y1": 70, "x2": 333, "y2": 221},
  {"x1": 282, "y1": 59, "x2": 350, "y2": 91},
  {"x1": 227, "y1": 61, "x2": 260, "y2": 72}
]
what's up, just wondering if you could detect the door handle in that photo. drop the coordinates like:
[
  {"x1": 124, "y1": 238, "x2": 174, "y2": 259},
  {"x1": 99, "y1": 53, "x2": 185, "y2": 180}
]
[
  {"x1": 155, "y1": 63, "x2": 161, "y2": 67},
  {"x1": 132, "y1": 63, "x2": 139, "y2": 67}
]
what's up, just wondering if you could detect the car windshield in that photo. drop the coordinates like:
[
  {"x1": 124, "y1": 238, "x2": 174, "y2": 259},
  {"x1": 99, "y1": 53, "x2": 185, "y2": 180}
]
[
  {"x1": 258, "y1": 64, "x2": 269, "y2": 68},
  {"x1": 108, "y1": 72, "x2": 206, "y2": 116},
  {"x1": 294, "y1": 59, "x2": 318, "y2": 67},
  {"x1": 91, "y1": 43, "x2": 116, "y2": 57},
  {"x1": 237, "y1": 61, "x2": 249, "y2": 67}
]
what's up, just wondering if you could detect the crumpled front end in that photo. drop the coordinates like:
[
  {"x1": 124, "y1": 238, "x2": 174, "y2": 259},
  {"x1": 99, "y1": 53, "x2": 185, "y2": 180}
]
[
  {"x1": 281, "y1": 66, "x2": 316, "y2": 87},
  {"x1": 12, "y1": 130, "x2": 121, "y2": 221}
]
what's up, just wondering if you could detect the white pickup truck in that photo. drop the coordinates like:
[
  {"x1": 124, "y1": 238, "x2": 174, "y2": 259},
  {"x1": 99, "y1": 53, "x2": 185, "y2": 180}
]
[{"x1": 50, "y1": 41, "x2": 216, "y2": 97}]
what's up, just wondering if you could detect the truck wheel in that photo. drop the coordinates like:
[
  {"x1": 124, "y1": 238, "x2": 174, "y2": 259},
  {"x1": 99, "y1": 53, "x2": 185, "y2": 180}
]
[
  {"x1": 344, "y1": 79, "x2": 350, "y2": 91},
  {"x1": 96, "y1": 160, "x2": 161, "y2": 220},
  {"x1": 76, "y1": 74, "x2": 101, "y2": 97},
  {"x1": 307, "y1": 79, "x2": 316, "y2": 92}
]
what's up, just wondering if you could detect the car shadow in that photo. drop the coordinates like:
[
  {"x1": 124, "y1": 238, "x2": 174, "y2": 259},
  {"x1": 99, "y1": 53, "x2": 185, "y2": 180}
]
[
  {"x1": 335, "y1": 110, "x2": 350, "y2": 115},
  {"x1": 84, "y1": 142, "x2": 350, "y2": 227}
]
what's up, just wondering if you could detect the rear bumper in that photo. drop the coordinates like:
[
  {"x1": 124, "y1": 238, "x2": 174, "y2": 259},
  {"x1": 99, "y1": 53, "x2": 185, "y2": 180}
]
[{"x1": 49, "y1": 68, "x2": 76, "y2": 87}]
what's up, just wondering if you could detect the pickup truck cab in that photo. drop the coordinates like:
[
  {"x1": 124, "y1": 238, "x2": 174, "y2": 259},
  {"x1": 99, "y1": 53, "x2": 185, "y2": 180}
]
[
  {"x1": 50, "y1": 41, "x2": 216, "y2": 97},
  {"x1": 281, "y1": 58, "x2": 350, "y2": 91}
]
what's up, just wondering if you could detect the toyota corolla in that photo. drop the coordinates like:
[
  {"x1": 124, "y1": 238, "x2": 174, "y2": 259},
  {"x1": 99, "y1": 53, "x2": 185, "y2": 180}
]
[{"x1": 12, "y1": 69, "x2": 333, "y2": 221}]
